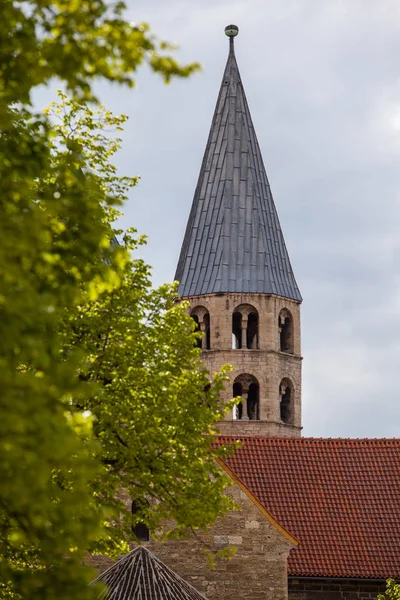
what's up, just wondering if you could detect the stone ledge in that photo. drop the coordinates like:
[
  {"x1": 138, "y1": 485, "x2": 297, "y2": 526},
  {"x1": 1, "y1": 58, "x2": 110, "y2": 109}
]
[{"x1": 201, "y1": 349, "x2": 302, "y2": 360}]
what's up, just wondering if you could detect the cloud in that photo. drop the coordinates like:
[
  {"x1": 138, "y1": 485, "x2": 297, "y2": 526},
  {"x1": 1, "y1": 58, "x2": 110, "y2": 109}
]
[
  {"x1": 33, "y1": 0, "x2": 400, "y2": 437},
  {"x1": 122, "y1": 0, "x2": 400, "y2": 438}
]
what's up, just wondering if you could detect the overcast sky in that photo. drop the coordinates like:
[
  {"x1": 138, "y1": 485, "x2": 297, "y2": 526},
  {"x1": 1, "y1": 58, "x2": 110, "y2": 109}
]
[{"x1": 38, "y1": 1, "x2": 400, "y2": 437}]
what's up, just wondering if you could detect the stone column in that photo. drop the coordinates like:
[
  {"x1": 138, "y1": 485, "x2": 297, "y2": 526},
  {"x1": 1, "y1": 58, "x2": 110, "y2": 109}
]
[
  {"x1": 279, "y1": 382, "x2": 288, "y2": 422},
  {"x1": 241, "y1": 386, "x2": 249, "y2": 420},
  {"x1": 199, "y1": 321, "x2": 206, "y2": 350},
  {"x1": 241, "y1": 319, "x2": 248, "y2": 350}
]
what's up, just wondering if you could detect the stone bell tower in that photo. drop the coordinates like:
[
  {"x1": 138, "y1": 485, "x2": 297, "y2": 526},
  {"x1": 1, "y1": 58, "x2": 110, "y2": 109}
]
[{"x1": 175, "y1": 25, "x2": 302, "y2": 437}]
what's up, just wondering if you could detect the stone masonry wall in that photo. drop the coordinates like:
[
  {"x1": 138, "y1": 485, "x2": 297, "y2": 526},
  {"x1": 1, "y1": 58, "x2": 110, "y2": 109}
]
[
  {"x1": 288, "y1": 578, "x2": 386, "y2": 600},
  {"x1": 185, "y1": 292, "x2": 302, "y2": 436},
  {"x1": 217, "y1": 420, "x2": 300, "y2": 437},
  {"x1": 87, "y1": 483, "x2": 294, "y2": 600},
  {"x1": 146, "y1": 482, "x2": 294, "y2": 600}
]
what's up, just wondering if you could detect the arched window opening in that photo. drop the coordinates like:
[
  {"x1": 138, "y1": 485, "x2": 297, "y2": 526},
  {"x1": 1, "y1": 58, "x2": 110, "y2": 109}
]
[
  {"x1": 247, "y1": 312, "x2": 258, "y2": 349},
  {"x1": 248, "y1": 383, "x2": 259, "y2": 420},
  {"x1": 192, "y1": 314, "x2": 202, "y2": 349},
  {"x1": 131, "y1": 499, "x2": 149, "y2": 542},
  {"x1": 203, "y1": 312, "x2": 211, "y2": 350},
  {"x1": 232, "y1": 375, "x2": 259, "y2": 421},
  {"x1": 232, "y1": 381, "x2": 243, "y2": 420},
  {"x1": 201, "y1": 383, "x2": 211, "y2": 408},
  {"x1": 233, "y1": 305, "x2": 259, "y2": 350},
  {"x1": 280, "y1": 379, "x2": 293, "y2": 424},
  {"x1": 232, "y1": 312, "x2": 242, "y2": 349},
  {"x1": 279, "y1": 310, "x2": 293, "y2": 353},
  {"x1": 190, "y1": 306, "x2": 210, "y2": 350}
]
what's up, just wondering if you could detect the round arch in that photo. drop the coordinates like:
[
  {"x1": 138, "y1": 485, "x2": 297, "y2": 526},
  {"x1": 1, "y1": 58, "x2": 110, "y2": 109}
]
[
  {"x1": 278, "y1": 308, "x2": 294, "y2": 354},
  {"x1": 232, "y1": 304, "x2": 259, "y2": 350},
  {"x1": 232, "y1": 373, "x2": 260, "y2": 421},
  {"x1": 190, "y1": 305, "x2": 210, "y2": 350},
  {"x1": 279, "y1": 378, "x2": 294, "y2": 424}
]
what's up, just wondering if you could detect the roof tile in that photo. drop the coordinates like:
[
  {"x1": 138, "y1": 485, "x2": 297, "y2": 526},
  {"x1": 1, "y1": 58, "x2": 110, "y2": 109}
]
[{"x1": 216, "y1": 436, "x2": 400, "y2": 579}]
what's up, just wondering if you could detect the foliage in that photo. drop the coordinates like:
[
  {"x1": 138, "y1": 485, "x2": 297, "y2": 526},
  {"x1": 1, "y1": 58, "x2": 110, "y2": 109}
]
[
  {"x1": 378, "y1": 580, "x2": 400, "y2": 600},
  {"x1": 0, "y1": 2, "x2": 203, "y2": 598},
  {"x1": 2, "y1": 0, "x2": 200, "y2": 106},
  {"x1": 0, "y1": 97, "x2": 116, "y2": 600},
  {"x1": 51, "y1": 93, "x2": 235, "y2": 547},
  {"x1": 63, "y1": 234, "x2": 235, "y2": 548}
]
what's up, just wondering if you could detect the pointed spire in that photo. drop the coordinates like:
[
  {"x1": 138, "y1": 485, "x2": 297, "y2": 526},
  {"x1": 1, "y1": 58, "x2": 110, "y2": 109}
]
[{"x1": 175, "y1": 27, "x2": 301, "y2": 301}]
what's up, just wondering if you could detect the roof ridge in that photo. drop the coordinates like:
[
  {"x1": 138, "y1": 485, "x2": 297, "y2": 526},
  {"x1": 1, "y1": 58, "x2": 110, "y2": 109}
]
[
  {"x1": 218, "y1": 458, "x2": 299, "y2": 547},
  {"x1": 217, "y1": 435, "x2": 400, "y2": 443}
]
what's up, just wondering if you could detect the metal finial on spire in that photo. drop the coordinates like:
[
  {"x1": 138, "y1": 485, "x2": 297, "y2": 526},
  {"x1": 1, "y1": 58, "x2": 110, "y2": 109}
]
[
  {"x1": 224, "y1": 24, "x2": 239, "y2": 37},
  {"x1": 225, "y1": 24, "x2": 238, "y2": 53}
]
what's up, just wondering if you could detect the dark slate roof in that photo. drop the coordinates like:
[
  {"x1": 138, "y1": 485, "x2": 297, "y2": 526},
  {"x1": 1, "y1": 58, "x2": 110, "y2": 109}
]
[
  {"x1": 216, "y1": 436, "x2": 400, "y2": 579},
  {"x1": 91, "y1": 546, "x2": 209, "y2": 600},
  {"x1": 175, "y1": 36, "x2": 301, "y2": 301}
]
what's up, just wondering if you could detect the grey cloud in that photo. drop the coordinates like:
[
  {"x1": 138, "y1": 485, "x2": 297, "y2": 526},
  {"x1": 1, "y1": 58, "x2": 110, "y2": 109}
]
[{"x1": 33, "y1": 0, "x2": 400, "y2": 437}]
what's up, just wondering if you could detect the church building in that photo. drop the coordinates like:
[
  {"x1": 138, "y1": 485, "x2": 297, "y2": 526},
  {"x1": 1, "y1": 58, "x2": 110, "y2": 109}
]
[
  {"x1": 146, "y1": 25, "x2": 400, "y2": 600},
  {"x1": 91, "y1": 25, "x2": 400, "y2": 600}
]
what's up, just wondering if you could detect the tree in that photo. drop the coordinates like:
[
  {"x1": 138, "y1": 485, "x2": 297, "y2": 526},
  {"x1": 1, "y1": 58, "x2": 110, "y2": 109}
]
[
  {"x1": 378, "y1": 580, "x2": 400, "y2": 600},
  {"x1": 50, "y1": 93, "x2": 236, "y2": 549},
  {"x1": 0, "y1": 2, "x2": 212, "y2": 598},
  {"x1": 64, "y1": 236, "x2": 235, "y2": 549}
]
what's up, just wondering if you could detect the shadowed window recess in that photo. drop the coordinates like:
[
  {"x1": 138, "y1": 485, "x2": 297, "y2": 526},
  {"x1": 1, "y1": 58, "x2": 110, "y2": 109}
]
[
  {"x1": 232, "y1": 374, "x2": 259, "y2": 421},
  {"x1": 190, "y1": 306, "x2": 210, "y2": 350},
  {"x1": 131, "y1": 499, "x2": 150, "y2": 542},
  {"x1": 280, "y1": 378, "x2": 293, "y2": 424},
  {"x1": 279, "y1": 309, "x2": 293, "y2": 353},
  {"x1": 232, "y1": 305, "x2": 258, "y2": 349}
]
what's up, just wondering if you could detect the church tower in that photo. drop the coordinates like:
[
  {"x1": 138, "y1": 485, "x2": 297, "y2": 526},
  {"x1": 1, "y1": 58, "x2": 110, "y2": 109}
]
[{"x1": 175, "y1": 26, "x2": 302, "y2": 437}]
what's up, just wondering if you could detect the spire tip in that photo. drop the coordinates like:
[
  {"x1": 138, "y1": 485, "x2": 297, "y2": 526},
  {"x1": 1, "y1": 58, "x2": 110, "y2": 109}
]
[{"x1": 224, "y1": 24, "x2": 239, "y2": 38}]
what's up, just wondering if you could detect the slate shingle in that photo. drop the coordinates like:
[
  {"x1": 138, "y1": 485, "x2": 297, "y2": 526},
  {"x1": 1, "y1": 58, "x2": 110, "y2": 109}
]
[{"x1": 175, "y1": 39, "x2": 301, "y2": 301}]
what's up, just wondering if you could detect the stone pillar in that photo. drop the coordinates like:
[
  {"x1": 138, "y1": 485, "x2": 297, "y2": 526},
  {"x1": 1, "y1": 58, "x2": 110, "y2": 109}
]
[
  {"x1": 241, "y1": 319, "x2": 247, "y2": 350},
  {"x1": 241, "y1": 386, "x2": 249, "y2": 420},
  {"x1": 199, "y1": 321, "x2": 206, "y2": 350},
  {"x1": 280, "y1": 381, "x2": 288, "y2": 402}
]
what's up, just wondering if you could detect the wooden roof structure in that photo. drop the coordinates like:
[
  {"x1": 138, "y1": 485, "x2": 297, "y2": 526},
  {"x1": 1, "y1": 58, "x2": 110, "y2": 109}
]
[{"x1": 91, "y1": 546, "x2": 210, "y2": 600}]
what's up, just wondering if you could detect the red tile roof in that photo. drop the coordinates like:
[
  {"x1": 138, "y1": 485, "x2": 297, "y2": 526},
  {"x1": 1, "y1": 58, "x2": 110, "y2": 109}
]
[{"x1": 217, "y1": 436, "x2": 400, "y2": 579}]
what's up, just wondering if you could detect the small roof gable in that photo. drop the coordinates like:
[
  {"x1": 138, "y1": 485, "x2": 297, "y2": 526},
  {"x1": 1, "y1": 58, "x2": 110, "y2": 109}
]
[
  {"x1": 219, "y1": 459, "x2": 299, "y2": 547},
  {"x1": 175, "y1": 31, "x2": 301, "y2": 301},
  {"x1": 216, "y1": 436, "x2": 400, "y2": 579},
  {"x1": 91, "y1": 546, "x2": 210, "y2": 600}
]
